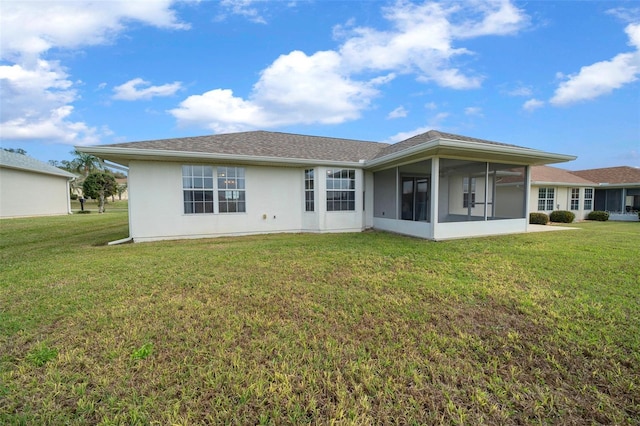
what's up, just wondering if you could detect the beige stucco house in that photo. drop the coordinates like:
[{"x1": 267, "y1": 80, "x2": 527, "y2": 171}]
[
  {"x1": 0, "y1": 150, "x2": 76, "y2": 218},
  {"x1": 77, "y1": 130, "x2": 575, "y2": 242},
  {"x1": 529, "y1": 165, "x2": 596, "y2": 220}
]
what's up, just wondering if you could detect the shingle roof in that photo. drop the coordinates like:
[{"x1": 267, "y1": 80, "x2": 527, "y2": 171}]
[
  {"x1": 531, "y1": 165, "x2": 596, "y2": 185},
  {"x1": 571, "y1": 166, "x2": 640, "y2": 184},
  {"x1": 104, "y1": 130, "x2": 389, "y2": 163},
  {"x1": 84, "y1": 129, "x2": 574, "y2": 167},
  {"x1": 0, "y1": 150, "x2": 76, "y2": 178},
  {"x1": 372, "y1": 130, "x2": 523, "y2": 159}
]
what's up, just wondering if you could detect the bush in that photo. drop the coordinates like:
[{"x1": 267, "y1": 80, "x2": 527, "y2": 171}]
[
  {"x1": 70, "y1": 194, "x2": 78, "y2": 200},
  {"x1": 529, "y1": 212, "x2": 549, "y2": 225},
  {"x1": 587, "y1": 211, "x2": 609, "y2": 221},
  {"x1": 550, "y1": 210, "x2": 575, "y2": 223}
]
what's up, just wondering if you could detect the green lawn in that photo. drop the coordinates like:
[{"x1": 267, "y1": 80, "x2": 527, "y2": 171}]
[{"x1": 1, "y1": 213, "x2": 638, "y2": 425}]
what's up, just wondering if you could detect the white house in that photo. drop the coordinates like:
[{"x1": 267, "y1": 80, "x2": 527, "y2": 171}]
[
  {"x1": 0, "y1": 150, "x2": 76, "y2": 218},
  {"x1": 529, "y1": 165, "x2": 596, "y2": 220},
  {"x1": 77, "y1": 130, "x2": 575, "y2": 242}
]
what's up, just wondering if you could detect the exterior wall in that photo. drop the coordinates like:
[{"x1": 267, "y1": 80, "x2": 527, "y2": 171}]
[
  {"x1": 0, "y1": 167, "x2": 71, "y2": 218},
  {"x1": 434, "y1": 218, "x2": 527, "y2": 240},
  {"x1": 128, "y1": 161, "x2": 366, "y2": 242},
  {"x1": 373, "y1": 217, "x2": 432, "y2": 239},
  {"x1": 373, "y1": 167, "x2": 397, "y2": 219},
  {"x1": 530, "y1": 185, "x2": 593, "y2": 220}
]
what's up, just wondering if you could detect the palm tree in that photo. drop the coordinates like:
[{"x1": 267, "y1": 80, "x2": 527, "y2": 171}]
[{"x1": 72, "y1": 150, "x2": 104, "y2": 177}]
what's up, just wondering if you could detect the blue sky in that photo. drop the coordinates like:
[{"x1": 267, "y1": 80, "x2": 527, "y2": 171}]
[{"x1": 1, "y1": 0, "x2": 639, "y2": 170}]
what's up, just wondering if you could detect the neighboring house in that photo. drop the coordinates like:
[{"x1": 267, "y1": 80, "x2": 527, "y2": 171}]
[
  {"x1": 529, "y1": 165, "x2": 596, "y2": 220},
  {"x1": 77, "y1": 130, "x2": 575, "y2": 242},
  {"x1": 571, "y1": 166, "x2": 640, "y2": 220},
  {"x1": 0, "y1": 150, "x2": 76, "y2": 218}
]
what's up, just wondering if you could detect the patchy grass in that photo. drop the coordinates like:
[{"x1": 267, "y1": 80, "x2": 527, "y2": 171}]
[{"x1": 0, "y1": 214, "x2": 638, "y2": 424}]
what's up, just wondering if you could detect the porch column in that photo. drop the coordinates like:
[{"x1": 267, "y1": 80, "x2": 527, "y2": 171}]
[
  {"x1": 524, "y1": 165, "x2": 531, "y2": 229},
  {"x1": 430, "y1": 157, "x2": 439, "y2": 237}
]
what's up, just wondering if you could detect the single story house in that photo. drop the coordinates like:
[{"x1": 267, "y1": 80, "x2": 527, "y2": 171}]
[
  {"x1": 77, "y1": 130, "x2": 575, "y2": 242},
  {"x1": 571, "y1": 166, "x2": 640, "y2": 220},
  {"x1": 0, "y1": 150, "x2": 76, "y2": 218},
  {"x1": 529, "y1": 165, "x2": 596, "y2": 220}
]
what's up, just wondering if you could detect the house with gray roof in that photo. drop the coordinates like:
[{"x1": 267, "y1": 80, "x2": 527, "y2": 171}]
[
  {"x1": 77, "y1": 130, "x2": 575, "y2": 242},
  {"x1": 0, "y1": 150, "x2": 76, "y2": 218}
]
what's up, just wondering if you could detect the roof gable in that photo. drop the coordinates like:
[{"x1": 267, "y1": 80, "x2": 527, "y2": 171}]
[
  {"x1": 373, "y1": 130, "x2": 522, "y2": 159},
  {"x1": 531, "y1": 165, "x2": 596, "y2": 185},
  {"x1": 0, "y1": 150, "x2": 76, "y2": 179}
]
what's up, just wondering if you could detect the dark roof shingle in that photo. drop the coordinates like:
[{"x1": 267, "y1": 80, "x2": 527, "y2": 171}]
[{"x1": 105, "y1": 130, "x2": 389, "y2": 163}]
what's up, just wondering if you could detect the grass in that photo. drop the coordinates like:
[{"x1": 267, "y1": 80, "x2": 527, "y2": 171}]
[{"x1": 0, "y1": 213, "x2": 638, "y2": 424}]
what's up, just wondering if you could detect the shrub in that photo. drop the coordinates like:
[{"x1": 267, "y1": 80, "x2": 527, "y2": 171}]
[
  {"x1": 587, "y1": 211, "x2": 609, "y2": 221},
  {"x1": 70, "y1": 194, "x2": 78, "y2": 200},
  {"x1": 529, "y1": 212, "x2": 549, "y2": 225},
  {"x1": 550, "y1": 210, "x2": 575, "y2": 223}
]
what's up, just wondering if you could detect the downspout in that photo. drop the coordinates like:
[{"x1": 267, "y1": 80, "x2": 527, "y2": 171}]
[
  {"x1": 66, "y1": 177, "x2": 73, "y2": 214},
  {"x1": 108, "y1": 236, "x2": 133, "y2": 245}
]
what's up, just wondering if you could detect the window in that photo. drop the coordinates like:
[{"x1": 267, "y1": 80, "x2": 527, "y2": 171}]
[
  {"x1": 326, "y1": 169, "x2": 355, "y2": 211},
  {"x1": 217, "y1": 166, "x2": 245, "y2": 213},
  {"x1": 463, "y1": 177, "x2": 476, "y2": 208},
  {"x1": 570, "y1": 188, "x2": 580, "y2": 210},
  {"x1": 304, "y1": 169, "x2": 314, "y2": 212},
  {"x1": 584, "y1": 188, "x2": 593, "y2": 210},
  {"x1": 538, "y1": 188, "x2": 554, "y2": 211},
  {"x1": 183, "y1": 165, "x2": 214, "y2": 214},
  {"x1": 183, "y1": 165, "x2": 245, "y2": 214}
]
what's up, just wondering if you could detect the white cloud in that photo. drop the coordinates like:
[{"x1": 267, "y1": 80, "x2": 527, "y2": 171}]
[
  {"x1": 387, "y1": 106, "x2": 409, "y2": 119},
  {"x1": 550, "y1": 23, "x2": 640, "y2": 106},
  {"x1": 113, "y1": 78, "x2": 183, "y2": 101},
  {"x1": 0, "y1": 0, "x2": 188, "y2": 145},
  {"x1": 217, "y1": 0, "x2": 266, "y2": 24},
  {"x1": 170, "y1": 50, "x2": 383, "y2": 132},
  {"x1": 173, "y1": 1, "x2": 529, "y2": 131},
  {"x1": 0, "y1": 60, "x2": 98, "y2": 144},
  {"x1": 505, "y1": 85, "x2": 532, "y2": 97},
  {"x1": 523, "y1": 98, "x2": 544, "y2": 111},
  {"x1": 464, "y1": 106, "x2": 483, "y2": 117},
  {"x1": 425, "y1": 102, "x2": 438, "y2": 110},
  {"x1": 0, "y1": 0, "x2": 188, "y2": 61}
]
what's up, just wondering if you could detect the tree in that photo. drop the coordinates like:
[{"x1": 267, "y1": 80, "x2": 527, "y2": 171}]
[
  {"x1": 72, "y1": 150, "x2": 104, "y2": 177},
  {"x1": 83, "y1": 173, "x2": 117, "y2": 213},
  {"x1": 3, "y1": 148, "x2": 27, "y2": 155}
]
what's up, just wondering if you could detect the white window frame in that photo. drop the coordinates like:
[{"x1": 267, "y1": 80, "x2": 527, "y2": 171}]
[
  {"x1": 326, "y1": 169, "x2": 356, "y2": 211},
  {"x1": 183, "y1": 165, "x2": 214, "y2": 214},
  {"x1": 304, "y1": 169, "x2": 315, "y2": 212},
  {"x1": 183, "y1": 165, "x2": 246, "y2": 214},
  {"x1": 584, "y1": 188, "x2": 593, "y2": 210},
  {"x1": 538, "y1": 187, "x2": 554, "y2": 211},
  {"x1": 570, "y1": 188, "x2": 580, "y2": 210},
  {"x1": 463, "y1": 177, "x2": 476, "y2": 208}
]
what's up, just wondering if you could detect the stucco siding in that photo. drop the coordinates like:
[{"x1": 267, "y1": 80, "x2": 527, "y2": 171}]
[
  {"x1": 0, "y1": 167, "x2": 70, "y2": 218},
  {"x1": 127, "y1": 161, "x2": 367, "y2": 242}
]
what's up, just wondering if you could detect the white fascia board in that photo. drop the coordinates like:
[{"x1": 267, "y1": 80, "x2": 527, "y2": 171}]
[
  {"x1": 532, "y1": 181, "x2": 595, "y2": 187},
  {"x1": 76, "y1": 146, "x2": 364, "y2": 169},
  {"x1": 596, "y1": 182, "x2": 640, "y2": 188}
]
